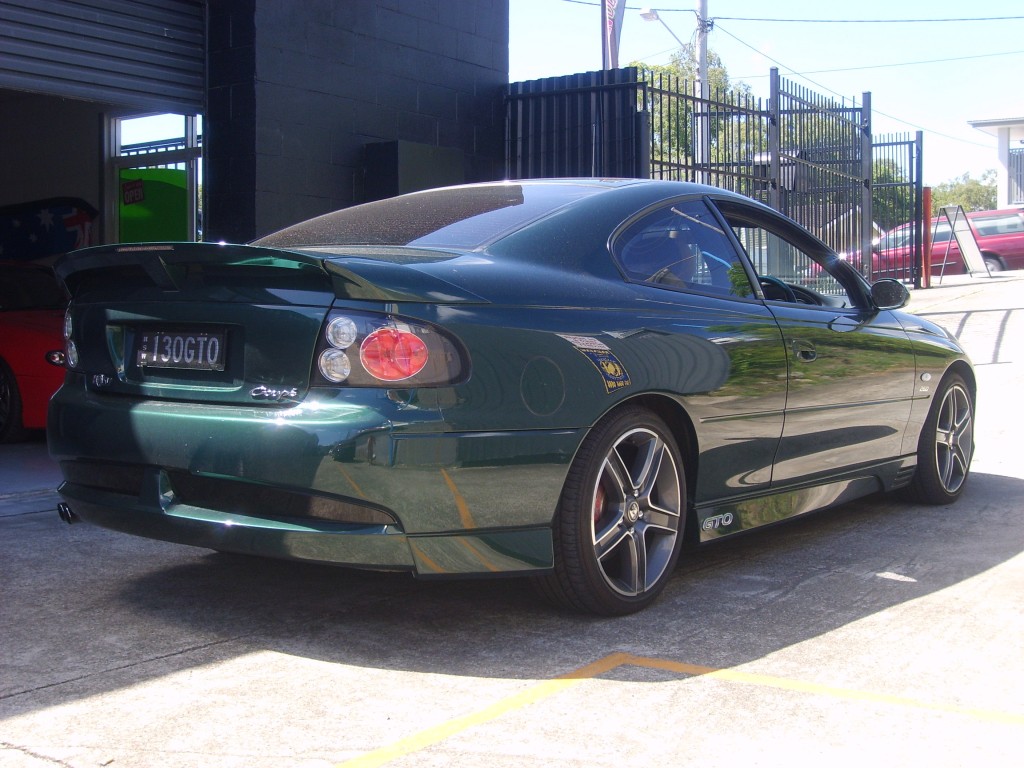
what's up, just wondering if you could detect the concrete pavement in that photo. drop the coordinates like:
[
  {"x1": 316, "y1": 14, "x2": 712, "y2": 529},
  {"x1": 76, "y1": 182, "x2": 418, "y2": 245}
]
[{"x1": 1, "y1": 271, "x2": 1022, "y2": 768}]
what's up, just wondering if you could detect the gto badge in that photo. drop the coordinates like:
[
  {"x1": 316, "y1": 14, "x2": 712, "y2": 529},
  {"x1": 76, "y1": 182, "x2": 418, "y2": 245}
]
[
  {"x1": 702, "y1": 512, "x2": 735, "y2": 531},
  {"x1": 250, "y1": 385, "x2": 299, "y2": 401}
]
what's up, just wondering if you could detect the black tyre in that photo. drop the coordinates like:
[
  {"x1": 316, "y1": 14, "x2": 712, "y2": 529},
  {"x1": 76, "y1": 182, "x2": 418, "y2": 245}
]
[
  {"x1": 983, "y1": 256, "x2": 1003, "y2": 274},
  {"x1": 538, "y1": 406, "x2": 686, "y2": 615},
  {"x1": 0, "y1": 358, "x2": 27, "y2": 444},
  {"x1": 907, "y1": 373, "x2": 974, "y2": 505}
]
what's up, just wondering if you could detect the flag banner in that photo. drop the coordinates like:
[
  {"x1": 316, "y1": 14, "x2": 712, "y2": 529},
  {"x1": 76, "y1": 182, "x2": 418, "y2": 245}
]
[
  {"x1": 0, "y1": 197, "x2": 98, "y2": 262},
  {"x1": 602, "y1": 0, "x2": 626, "y2": 69}
]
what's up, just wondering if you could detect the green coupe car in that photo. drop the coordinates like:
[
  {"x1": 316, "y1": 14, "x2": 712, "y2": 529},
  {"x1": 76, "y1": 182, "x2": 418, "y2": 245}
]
[{"x1": 49, "y1": 179, "x2": 975, "y2": 615}]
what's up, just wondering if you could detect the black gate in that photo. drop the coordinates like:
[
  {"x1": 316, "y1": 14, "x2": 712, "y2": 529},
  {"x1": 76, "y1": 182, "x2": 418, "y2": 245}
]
[
  {"x1": 505, "y1": 68, "x2": 648, "y2": 180},
  {"x1": 507, "y1": 67, "x2": 923, "y2": 279},
  {"x1": 872, "y1": 132, "x2": 924, "y2": 286}
]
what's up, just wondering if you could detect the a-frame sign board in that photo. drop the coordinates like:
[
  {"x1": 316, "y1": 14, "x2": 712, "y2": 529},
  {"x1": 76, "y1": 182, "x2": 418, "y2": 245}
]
[{"x1": 935, "y1": 205, "x2": 991, "y2": 282}]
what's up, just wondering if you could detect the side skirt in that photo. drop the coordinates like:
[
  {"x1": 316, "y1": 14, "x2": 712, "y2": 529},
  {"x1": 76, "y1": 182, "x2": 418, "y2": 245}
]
[{"x1": 695, "y1": 456, "x2": 917, "y2": 542}]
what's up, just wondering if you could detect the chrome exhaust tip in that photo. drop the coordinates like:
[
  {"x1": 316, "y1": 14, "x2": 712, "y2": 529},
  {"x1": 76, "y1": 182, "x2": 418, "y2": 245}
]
[{"x1": 57, "y1": 502, "x2": 79, "y2": 524}]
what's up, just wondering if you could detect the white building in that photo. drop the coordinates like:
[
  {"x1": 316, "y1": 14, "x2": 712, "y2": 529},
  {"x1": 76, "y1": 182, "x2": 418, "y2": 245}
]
[{"x1": 969, "y1": 117, "x2": 1024, "y2": 208}]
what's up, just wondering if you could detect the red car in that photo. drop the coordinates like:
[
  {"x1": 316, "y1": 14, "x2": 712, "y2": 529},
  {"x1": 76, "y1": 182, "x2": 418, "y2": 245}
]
[
  {"x1": 873, "y1": 208, "x2": 1024, "y2": 279},
  {"x1": 0, "y1": 263, "x2": 67, "y2": 441}
]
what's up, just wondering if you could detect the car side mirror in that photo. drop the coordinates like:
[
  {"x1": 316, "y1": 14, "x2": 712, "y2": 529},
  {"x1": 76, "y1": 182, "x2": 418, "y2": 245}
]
[{"x1": 870, "y1": 278, "x2": 910, "y2": 310}]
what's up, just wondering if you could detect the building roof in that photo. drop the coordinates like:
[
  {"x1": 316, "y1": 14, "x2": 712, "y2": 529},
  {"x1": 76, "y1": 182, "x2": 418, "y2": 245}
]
[{"x1": 969, "y1": 117, "x2": 1024, "y2": 141}]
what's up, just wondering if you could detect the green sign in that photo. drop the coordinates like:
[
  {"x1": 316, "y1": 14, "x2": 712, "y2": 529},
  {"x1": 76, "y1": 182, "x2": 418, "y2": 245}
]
[{"x1": 118, "y1": 167, "x2": 188, "y2": 242}]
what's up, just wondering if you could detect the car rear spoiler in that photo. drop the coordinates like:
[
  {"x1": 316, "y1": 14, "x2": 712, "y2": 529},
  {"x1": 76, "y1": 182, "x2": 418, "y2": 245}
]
[{"x1": 55, "y1": 242, "x2": 487, "y2": 303}]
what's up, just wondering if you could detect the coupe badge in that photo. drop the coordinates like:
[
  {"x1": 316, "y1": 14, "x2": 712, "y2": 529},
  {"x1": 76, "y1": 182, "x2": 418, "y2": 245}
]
[{"x1": 250, "y1": 385, "x2": 299, "y2": 401}]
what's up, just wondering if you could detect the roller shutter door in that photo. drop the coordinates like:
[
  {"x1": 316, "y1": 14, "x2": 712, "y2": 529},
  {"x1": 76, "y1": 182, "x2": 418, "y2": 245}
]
[{"x1": 0, "y1": 0, "x2": 203, "y2": 112}]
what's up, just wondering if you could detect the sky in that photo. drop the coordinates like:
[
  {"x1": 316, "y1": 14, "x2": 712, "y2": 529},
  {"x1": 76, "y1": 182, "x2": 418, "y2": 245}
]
[{"x1": 508, "y1": 0, "x2": 1024, "y2": 187}]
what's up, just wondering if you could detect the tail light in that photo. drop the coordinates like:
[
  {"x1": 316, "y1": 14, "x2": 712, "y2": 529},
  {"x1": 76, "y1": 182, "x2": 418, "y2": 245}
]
[
  {"x1": 63, "y1": 308, "x2": 79, "y2": 368},
  {"x1": 360, "y1": 328, "x2": 429, "y2": 381},
  {"x1": 313, "y1": 310, "x2": 468, "y2": 387}
]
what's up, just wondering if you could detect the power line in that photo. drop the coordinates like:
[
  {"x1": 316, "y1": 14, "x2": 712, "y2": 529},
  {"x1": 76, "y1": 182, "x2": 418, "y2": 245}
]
[
  {"x1": 558, "y1": 0, "x2": 1024, "y2": 24},
  {"x1": 713, "y1": 22, "x2": 994, "y2": 149},
  {"x1": 553, "y1": 0, "x2": 999, "y2": 150},
  {"x1": 736, "y1": 49, "x2": 1024, "y2": 78},
  {"x1": 713, "y1": 14, "x2": 1024, "y2": 24},
  {"x1": 712, "y1": 23, "x2": 849, "y2": 101}
]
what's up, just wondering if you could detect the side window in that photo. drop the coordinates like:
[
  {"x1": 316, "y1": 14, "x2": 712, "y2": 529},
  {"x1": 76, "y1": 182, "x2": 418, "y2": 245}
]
[
  {"x1": 718, "y1": 204, "x2": 858, "y2": 309},
  {"x1": 613, "y1": 199, "x2": 754, "y2": 298},
  {"x1": 973, "y1": 214, "x2": 1024, "y2": 236}
]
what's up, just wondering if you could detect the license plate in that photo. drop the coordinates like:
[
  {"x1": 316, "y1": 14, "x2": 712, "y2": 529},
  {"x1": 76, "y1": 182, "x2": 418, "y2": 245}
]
[{"x1": 136, "y1": 328, "x2": 226, "y2": 371}]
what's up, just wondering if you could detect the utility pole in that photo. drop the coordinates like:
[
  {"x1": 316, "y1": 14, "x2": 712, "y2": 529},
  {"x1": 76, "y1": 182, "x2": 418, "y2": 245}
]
[
  {"x1": 696, "y1": 0, "x2": 709, "y2": 103},
  {"x1": 695, "y1": 0, "x2": 710, "y2": 183}
]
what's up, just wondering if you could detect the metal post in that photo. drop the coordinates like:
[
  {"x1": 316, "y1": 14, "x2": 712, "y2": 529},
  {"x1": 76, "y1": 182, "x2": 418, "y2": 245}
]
[
  {"x1": 696, "y1": 0, "x2": 709, "y2": 183},
  {"x1": 860, "y1": 91, "x2": 873, "y2": 279},
  {"x1": 768, "y1": 68, "x2": 781, "y2": 213},
  {"x1": 922, "y1": 184, "x2": 932, "y2": 289}
]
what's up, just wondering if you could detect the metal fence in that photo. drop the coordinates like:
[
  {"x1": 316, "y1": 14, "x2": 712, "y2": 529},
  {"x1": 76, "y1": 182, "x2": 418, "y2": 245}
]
[
  {"x1": 506, "y1": 67, "x2": 924, "y2": 284},
  {"x1": 505, "y1": 69, "x2": 647, "y2": 180},
  {"x1": 1011, "y1": 148, "x2": 1024, "y2": 205},
  {"x1": 871, "y1": 132, "x2": 924, "y2": 284}
]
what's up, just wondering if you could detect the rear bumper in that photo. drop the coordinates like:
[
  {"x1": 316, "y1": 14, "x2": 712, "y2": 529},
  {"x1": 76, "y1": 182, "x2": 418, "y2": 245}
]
[
  {"x1": 48, "y1": 383, "x2": 578, "y2": 575},
  {"x1": 55, "y1": 480, "x2": 554, "y2": 575}
]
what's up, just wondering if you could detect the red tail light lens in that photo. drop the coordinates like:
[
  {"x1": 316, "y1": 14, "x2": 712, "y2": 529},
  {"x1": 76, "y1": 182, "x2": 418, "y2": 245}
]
[
  {"x1": 312, "y1": 310, "x2": 469, "y2": 388},
  {"x1": 360, "y1": 328, "x2": 429, "y2": 382}
]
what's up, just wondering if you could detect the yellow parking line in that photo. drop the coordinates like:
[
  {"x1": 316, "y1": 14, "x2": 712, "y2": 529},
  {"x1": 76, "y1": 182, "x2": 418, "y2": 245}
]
[
  {"x1": 614, "y1": 653, "x2": 1024, "y2": 726},
  {"x1": 335, "y1": 652, "x2": 1024, "y2": 767},
  {"x1": 334, "y1": 655, "x2": 624, "y2": 768}
]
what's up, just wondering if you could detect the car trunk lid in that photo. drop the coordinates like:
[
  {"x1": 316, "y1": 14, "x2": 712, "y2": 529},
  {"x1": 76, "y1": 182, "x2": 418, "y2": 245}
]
[{"x1": 55, "y1": 243, "x2": 486, "y2": 406}]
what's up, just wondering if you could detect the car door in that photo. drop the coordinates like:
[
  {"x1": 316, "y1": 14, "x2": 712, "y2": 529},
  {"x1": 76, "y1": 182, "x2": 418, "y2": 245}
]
[
  {"x1": 711, "y1": 198, "x2": 917, "y2": 487},
  {"x1": 970, "y1": 210, "x2": 1024, "y2": 270},
  {"x1": 611, "y1": 197, "x2": 788, "y2": 503}
]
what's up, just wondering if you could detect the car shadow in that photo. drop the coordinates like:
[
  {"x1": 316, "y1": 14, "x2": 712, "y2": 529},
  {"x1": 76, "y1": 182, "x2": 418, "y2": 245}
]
[{"x1": 3, "y1": 472, "x2": 1021, "y2": 716}]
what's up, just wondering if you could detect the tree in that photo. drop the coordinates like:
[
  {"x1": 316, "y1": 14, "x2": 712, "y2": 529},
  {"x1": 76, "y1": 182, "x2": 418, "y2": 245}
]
[
  {"x1": 930, "y1": 171, "x2": 997, "y2": 215},
  {"x1": 632, "y1": 46, "x2": 762, "y2": 179}
]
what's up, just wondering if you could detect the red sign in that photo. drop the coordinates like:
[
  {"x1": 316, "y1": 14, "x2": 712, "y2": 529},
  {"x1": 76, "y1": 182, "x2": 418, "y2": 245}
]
[{"x1": 122, "y1": 179, "x2": 145, "y2": 206}]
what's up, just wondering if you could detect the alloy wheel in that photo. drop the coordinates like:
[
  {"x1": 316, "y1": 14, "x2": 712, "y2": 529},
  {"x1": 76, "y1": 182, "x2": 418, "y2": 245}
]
[
  {"x1": 933, "y1": 382, "x2": 973, "y2": 495},
  {"x1": 590, "y1": 426, "x2": 682, "y2": 597}
]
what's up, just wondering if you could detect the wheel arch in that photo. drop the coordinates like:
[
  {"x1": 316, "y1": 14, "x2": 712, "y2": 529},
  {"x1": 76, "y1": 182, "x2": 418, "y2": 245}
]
[
  {"x1": 595, "y1": 392, "x2": 702, "y2": 543},
  {"x1": 980, "y1": 251, "x2": 1005, "y2": 270},
  {"x1": 944, "y1": 359, "x2": 976, "y2": 403}
]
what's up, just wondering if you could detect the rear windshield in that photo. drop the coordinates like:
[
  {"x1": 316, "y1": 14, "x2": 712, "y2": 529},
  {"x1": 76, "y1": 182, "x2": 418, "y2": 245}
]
[{"x1": 252, "y1": 183, "x2": 605, "y2": 250}]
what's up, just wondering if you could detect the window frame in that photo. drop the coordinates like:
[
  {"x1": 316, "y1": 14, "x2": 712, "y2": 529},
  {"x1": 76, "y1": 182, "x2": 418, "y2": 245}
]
[
  {"x1": 710, "y1": 197, "x2": 874, "y2": 311},
  {"x1": 608, "y1": 195, "x2": 760, "y2": 301}
]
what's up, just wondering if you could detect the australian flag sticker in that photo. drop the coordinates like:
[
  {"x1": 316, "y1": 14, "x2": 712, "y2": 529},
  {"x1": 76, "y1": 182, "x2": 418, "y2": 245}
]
[{"x1": 558, "y1": 334, "x2": 631, "y2": 393}]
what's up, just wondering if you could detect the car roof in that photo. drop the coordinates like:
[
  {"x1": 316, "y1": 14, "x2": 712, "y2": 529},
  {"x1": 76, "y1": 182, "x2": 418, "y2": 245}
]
[{"x1": 253, "y1": 179, "x2": 741, "y2": 252}]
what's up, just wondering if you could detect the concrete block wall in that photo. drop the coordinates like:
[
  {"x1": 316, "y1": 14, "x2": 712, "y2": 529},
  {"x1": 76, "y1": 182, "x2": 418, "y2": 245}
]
[{"x1": 206, "y1": 0, "x2": 509, "y2": 242}]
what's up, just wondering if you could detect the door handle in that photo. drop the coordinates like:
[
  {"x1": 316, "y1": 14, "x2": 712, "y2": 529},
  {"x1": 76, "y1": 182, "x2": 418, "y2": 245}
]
[{"x1": 791, "y1": 339, "x2": 817, "y2": 362}]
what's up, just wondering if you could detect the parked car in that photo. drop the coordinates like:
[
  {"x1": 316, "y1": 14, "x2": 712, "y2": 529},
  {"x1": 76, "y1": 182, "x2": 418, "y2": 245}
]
[
  {"x1": 873, "y1": 208, "x2": 1024, "y2": 278},
  {"x1": 0, "y1": 262, "x2": 67, "y2": 442},
  {"x1": 49, "y1": 179, "x2": 975, "y2": 615}
]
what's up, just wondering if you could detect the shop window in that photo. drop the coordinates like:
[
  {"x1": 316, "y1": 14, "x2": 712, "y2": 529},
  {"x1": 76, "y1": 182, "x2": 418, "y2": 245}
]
[{"x1": 106, "y1": 113, "x2": 202, "y2": 243}]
